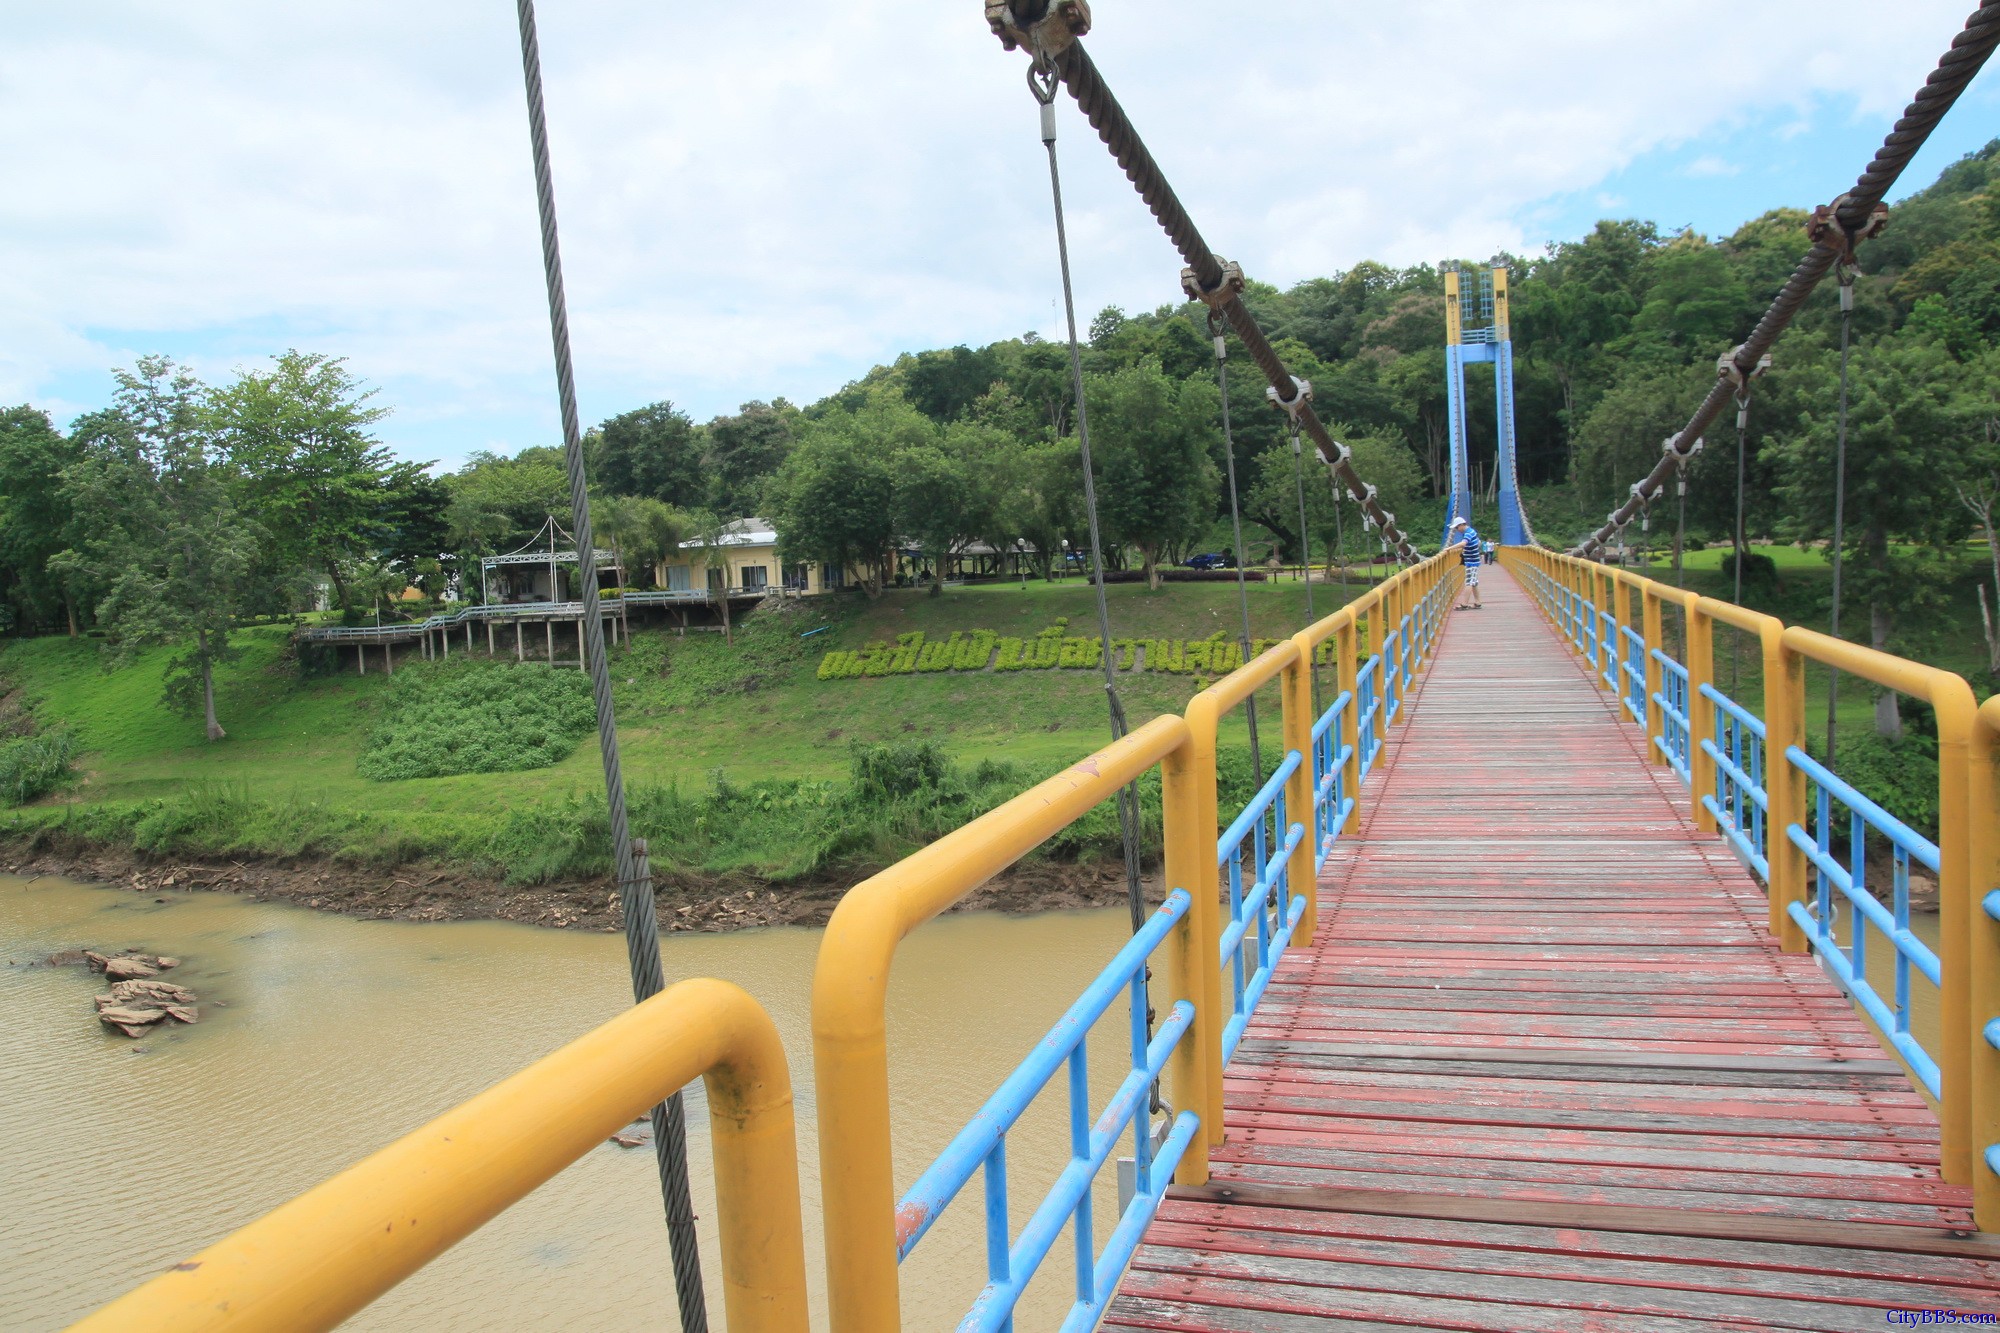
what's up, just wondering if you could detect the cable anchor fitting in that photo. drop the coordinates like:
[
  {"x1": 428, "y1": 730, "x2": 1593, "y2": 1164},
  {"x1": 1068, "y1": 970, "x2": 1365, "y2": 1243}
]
[
  {"x1": 988, "y1": 1, "x2": 1091, "y2": 54},
  {"x1": 1265, "y1": 376, "x2": 1313, "y2": 421},
  {"x1": 1182, "y1": 260, "x2": 1246, "y2": 310},
  {"x1": 1807, "y1": 195, "x2": 1889, "y2": 267},
  {"x1": 1716, "y1": 347, "x2": 1773, "y2": 394}
]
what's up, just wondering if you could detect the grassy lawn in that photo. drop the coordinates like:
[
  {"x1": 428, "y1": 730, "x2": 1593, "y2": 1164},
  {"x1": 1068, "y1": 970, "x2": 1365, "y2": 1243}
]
[{"x1": 0, "y1": 574, "x2": 1375, "y2": 877}]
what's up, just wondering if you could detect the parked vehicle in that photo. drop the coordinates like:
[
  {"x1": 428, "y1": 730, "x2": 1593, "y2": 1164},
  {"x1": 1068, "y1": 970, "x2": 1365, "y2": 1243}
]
[{"x1": 1183, "y1": 553, "x2": 1233, "y2": 570}]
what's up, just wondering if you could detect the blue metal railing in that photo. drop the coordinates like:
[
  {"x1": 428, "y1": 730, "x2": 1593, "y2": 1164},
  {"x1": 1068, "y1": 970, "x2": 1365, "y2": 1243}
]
[
  {"x1": 1219, "y1": 753, "x2": 1308, "y2": 1065},
  {"x1": 1784, "y1": 748, "x2": 1943, "y2": 1098},
  {"x1": 1310, "y1": 691, "x2": 1356, "y2": 869},
  {"x1": 1598, "y1": 609, "x2": 1619, "y2": 693},
  {"x1": 898, "y1": 890, "x2": 1201, "y2": 1333},
  {"x1": 1619, "y1": 625, "x2": 1647, "y2": 725},
  {"x1": 1699, "y1": 683, "x2": 1769, "y2": 881},
  {"x1": 1651, "y1": 650, "x2": 1692, "y2": 786},
  {"x1": 1357, "y1": 654, "x2": 1384, "y2": 781}
]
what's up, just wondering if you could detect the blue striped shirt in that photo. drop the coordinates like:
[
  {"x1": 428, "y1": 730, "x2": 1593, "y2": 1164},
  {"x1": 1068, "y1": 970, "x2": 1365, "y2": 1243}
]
[{"x1": 1458, "y1": 526, "x2": 1482, "y2": 568}]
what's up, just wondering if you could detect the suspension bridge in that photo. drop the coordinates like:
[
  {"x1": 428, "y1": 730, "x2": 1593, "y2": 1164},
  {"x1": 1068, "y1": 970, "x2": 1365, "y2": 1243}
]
[{"x1": 57, "y1": 0, "x2": 2000, "y2": 1330}]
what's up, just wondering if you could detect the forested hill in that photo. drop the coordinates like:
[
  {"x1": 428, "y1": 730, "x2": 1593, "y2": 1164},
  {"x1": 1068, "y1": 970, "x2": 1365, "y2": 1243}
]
[{"x1": 2, "y1": 140, "x2": 1998, "y2": 675}]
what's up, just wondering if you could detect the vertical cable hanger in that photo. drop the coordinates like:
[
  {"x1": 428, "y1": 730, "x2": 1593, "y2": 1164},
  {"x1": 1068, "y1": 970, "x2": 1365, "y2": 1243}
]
[
  {"x1": 1027, "y1": 57, "x2": 1148, "y2": 944},
  {"x1": 1205, "y1": 308, "x2": 1264, "y2": 784},
  {"x1": 511, "y1": 3, "x2": 707, "y2": 1327},
  {"x1": 1826, "y1": 263, "x2": 1859, "y2": 759}
]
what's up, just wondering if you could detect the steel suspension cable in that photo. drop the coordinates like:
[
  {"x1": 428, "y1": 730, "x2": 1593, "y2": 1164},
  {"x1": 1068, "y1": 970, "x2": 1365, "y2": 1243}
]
[
  {"x1": 1030, "y1": 61, "x2": 1149, "y2": 940},
  {"x1": 986, "y1": 11, "x2": 1419, "y2": 565},
  {"x1": 1732, "y1": 390, "x2": 1751, "y2": 697},
  {"x1": 1576, "y1": 0, "x2": 2000, "y2": 558},
  {"x1": 512, "y1": 4, "x2": 708, "y2": 1327},
  {"x1": 1211, "y1": 312, "x2": 1265, "y2": 784},
  {"x1": 1826, "y1": 268, "x2": 1856, "y2": 759}
]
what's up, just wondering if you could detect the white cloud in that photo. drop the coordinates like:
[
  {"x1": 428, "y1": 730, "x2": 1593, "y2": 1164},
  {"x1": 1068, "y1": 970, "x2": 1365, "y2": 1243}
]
[{"x1": 0, "y1": 0, "x2": 1985, "y2": 466}]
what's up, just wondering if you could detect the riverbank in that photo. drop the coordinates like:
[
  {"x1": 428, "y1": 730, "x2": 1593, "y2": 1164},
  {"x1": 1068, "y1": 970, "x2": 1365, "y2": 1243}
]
[{"x1": 0, "y1": 840, "x2": 1140, "y2": 932}]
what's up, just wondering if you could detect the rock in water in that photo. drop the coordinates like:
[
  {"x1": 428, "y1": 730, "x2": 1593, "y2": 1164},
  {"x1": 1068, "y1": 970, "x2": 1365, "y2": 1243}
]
[
  {"x1": 103, "y1": 957, "x2": 160, "y2": 981},
  {"x1": 111, "y1": 978, "x2": 196, "y2": 1007},
  {"x1": 97, "y1": 1006, "x2": 167, "y2": 1038}
]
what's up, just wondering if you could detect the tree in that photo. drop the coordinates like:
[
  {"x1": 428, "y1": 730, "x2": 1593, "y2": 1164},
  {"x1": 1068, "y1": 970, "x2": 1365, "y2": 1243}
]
[
  {"x1": 705, "y1": 401, "x2": 796, "y2": 515},
  {"x1": 0, "y1": 406, "x2": 82, "y2": 634},
  {"x1": 685, "y1": 509, "x2": 737, "y2": 643},
  {"x1": 1249, "y1": 429, "x2": 1424, "y2": 571},
  {"x1": 1955, "y1": 414, "x2": 2000, "y2": 676},
  {"x1": 51, "y1": 358, "x2": 263, "y2": 741},
  {"x1": 209, "y1": 351, "x2": 397, "y2": 622},
  {"x1": 1084, "y1": 363, "x2": 1220, "y2": 589},
  {"x1": 590, "y1": 401, "x2": 704, "y2": 507},
  {"x1": 770, "y1": 391, "x2": 930, "y2": 597},
  {"x1": 898, "y1": 424, "x2": 996, "y2": 595},
  {"x1": 596, "y1": 495, "x2": 686, "y2": 588},
  {"x1": 1775, "y1": 330, "x2": 1984, "y2": 735}
]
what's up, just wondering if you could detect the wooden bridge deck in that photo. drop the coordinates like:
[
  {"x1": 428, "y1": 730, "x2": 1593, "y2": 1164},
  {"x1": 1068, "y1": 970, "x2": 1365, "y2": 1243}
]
[{"x1": 1106, "y1": 566, "x2": 2000, "y2": 1331}]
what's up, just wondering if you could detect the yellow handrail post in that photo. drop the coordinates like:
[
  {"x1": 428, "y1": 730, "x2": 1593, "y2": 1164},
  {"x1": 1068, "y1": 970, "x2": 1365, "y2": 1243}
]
[
  {"x1": 1762, "y1": 622, "x2": 1806, "y2": 954},
  {"x1": 1591, "y1": 565, "x2": 1612, "y2": 691},
  {"x1": 1159, "y1": 726, "x2": 1217, "y2": 1183},
  {"x1": 1337, "y1": 613, "x2": 1362, "y2": 836},
  {"x1": 1181, "y1": 694, "x2": 1232, "y2": 1153},
  {"x1": 1688, "y1": 602, "x2": 1719, "y2": 835},
  {"x1": 1971, "y1": 696, "x2": 2000, "y2": 1228},
  {"x1": 1642, "y1": 579, "x2": 1666, "y2": 765},
  {"x1": 1281, "y1": 648, "x2": 1318, "y2": 944},
  {"x1": 70, "y1": 980, "x2": 810, "y2": 1333}
]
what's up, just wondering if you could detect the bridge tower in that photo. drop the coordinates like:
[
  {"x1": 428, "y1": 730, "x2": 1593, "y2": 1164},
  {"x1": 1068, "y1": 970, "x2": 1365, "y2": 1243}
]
[{"x1": 1442, "y1": 265, "x2": 1527, "y2": 545}]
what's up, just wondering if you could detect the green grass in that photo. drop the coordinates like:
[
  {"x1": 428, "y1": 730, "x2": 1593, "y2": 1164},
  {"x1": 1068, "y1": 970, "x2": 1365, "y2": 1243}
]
[
  {"x1": 0, "y1": 576, "x2": 1361, "y2": 881},
  {"x1": 359, "y1": 660, "x2": 595, "y2": 781}
]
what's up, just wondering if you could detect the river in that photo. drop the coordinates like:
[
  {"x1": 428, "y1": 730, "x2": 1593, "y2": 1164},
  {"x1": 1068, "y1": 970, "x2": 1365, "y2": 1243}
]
[{"x1": 1, "y1": 875, "x2": 1139, "y2": 1331}]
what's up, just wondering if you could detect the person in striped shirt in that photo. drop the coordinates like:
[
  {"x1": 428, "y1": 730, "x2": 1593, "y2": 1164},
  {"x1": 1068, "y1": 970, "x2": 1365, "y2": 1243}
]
[{"x1": 1451, "y1": 517, "x2": 1483, "y2": 611}]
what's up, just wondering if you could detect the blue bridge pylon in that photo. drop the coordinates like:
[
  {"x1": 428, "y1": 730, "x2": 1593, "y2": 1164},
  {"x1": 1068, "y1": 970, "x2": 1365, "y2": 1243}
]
[{"x1": 1443, "y1": 264, "x2": 1528, "y2": 546}]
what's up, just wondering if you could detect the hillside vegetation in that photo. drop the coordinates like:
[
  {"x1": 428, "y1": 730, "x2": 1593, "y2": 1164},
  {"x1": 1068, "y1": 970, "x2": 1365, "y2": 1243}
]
[{"x1": 0, "y1": 577, "x2": 1340, "y2": 884}]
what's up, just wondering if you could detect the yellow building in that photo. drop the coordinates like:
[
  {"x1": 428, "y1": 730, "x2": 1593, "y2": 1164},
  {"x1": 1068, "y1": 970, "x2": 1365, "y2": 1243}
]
[{"x1": 654, "y1": 518, "x2": 869, "y2": 596}]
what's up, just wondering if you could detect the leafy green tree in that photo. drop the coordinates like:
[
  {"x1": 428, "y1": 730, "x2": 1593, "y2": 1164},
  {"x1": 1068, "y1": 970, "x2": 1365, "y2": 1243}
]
[
  {"x1": 209, "y1": 351, "x2": 397, "y2": 621},
  {"x1": 1774, "y1": 330, "x2": 1987, "y2": 734},
  {"x1": 902, "y1": 346, "x2": 1001, "y2": 423},
  {"x1": 444, "y1": 447, "x2": 569, "y2": 563},
  {"x1": 0, "y1": 406, "x2": 82, "y2": 633},
  {"x1": 705, "y1": 401, "x2": 796, "y2": 515},
  {"x1": 767, "y1": 405, "x2": 900, "y2": 598},
  {"x1": 1249, "y1": 429, "x2": 1424, "y2": 569},
  {"x1": 51, "y1": 358, "x2": 263, "y2": 741},
  {"x1": 685, "y1": 509, "x2": 737, "y2": 643},
  {"x1": 589, "y1": 401, "x2": 705, "y2": 507},
  {"x1": 1084, "y1": 363, "x2": 1220, "y2": 588},
  {"x1": 595, "y1": 494, "x2": 686, "y2": 588}
]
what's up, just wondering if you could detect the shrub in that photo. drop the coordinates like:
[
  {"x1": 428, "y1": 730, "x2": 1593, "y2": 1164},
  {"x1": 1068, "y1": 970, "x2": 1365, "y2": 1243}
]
[
  {"x1": 1719, "y1": 550, "x2": 1778, "y2": 588},
  {"x1": 1827, "y1": 730, "x2": 1940, "y2": 841},
  {"x1": 359, "y1": 660, "x2": 595, "y2": 780},
  {"x1": 0, "y1": 728, "x2": 78, "y2": 805}
]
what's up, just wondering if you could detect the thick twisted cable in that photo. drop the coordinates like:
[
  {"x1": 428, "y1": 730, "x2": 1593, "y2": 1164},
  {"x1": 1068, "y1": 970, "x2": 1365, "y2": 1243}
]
[
  {"x1": 514, "y1": 3, "x2": 709, "y2": 1327},
  {"x1": 1576, "y1": 0, "x2": 2000, "y2": 557},
  {"x1": 1052, "y1": 41, "x2": 1420, "y2": 563}
]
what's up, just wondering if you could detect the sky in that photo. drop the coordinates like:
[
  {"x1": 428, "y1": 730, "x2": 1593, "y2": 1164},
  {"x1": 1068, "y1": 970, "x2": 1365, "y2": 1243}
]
[{"x1": 4, "y1": 1, "x2": 1998, "y2": 473}]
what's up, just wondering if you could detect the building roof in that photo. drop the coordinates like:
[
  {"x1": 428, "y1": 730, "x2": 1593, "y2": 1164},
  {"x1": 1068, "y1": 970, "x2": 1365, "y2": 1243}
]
[{"x1": 679, "y1": 518, "x2": 777, "y2": 551}]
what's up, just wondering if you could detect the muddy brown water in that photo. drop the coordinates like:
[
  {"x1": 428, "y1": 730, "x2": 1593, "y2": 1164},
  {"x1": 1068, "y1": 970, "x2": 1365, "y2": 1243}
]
[{"x1": 1, "y1": 875, "x2": 1139, "y2": 1331}]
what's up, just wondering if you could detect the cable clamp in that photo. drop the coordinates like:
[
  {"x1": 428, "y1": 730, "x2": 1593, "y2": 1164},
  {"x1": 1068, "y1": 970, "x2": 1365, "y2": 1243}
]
[
  {"x1": 1716, "y1": 348, "x2": 1772, "y2": 392},
  {"x1": 988, "y1": 0, "x2": 1091, "y2": 54},
  {"x1": 1315, "y1": 440, "x2": 1352, "y2": 468},
  {"x1": 1807, "y1": 194, "x2": 1889, "y2": 266},
  {"x1": 1664, "y1": 434, "x2": 1703, "y2": 468},
  {"x1": 1182, "y1": 260, "x2": 1245, "y2": 310},
  {"x1": 1265, "y1": 376, "x2": 1313, "y2": 420}
]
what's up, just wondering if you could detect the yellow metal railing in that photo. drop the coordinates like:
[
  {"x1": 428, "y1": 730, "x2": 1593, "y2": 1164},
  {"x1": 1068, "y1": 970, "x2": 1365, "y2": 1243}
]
[
  {"x1": 812, "y1": 550, "x2": 1457, "y2": 1332},
  {"x1": 67, "y1": 980, "x2": 810, "y2": 1333},
  {"x1": 1501, "y1": 545, "x2": 1994, "y2": 1224}
]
